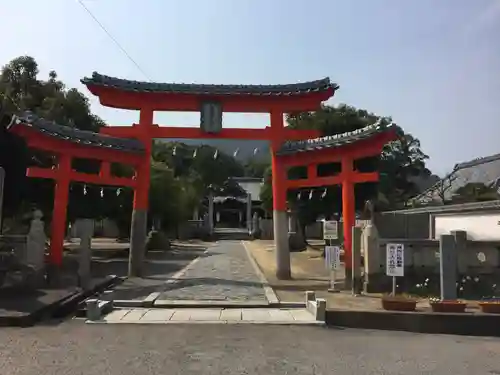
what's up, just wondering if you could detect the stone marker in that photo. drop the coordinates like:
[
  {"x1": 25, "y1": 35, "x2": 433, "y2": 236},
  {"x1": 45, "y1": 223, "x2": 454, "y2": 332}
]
[
  {"x1": 351, "y1": 226, "x2": 362, "y2": 295},
  {"x1": 26, "y1": 210, "x2": 47, "y2": 284},
  {"x1": 246, "y1": 193, "x2": 252, "y2": 234},
  {"x1": 208, "y1": 191, "x2": 214, "y2": 235},
  {"x1": 439, "y1": 234, "x2": 458, "y2": 300},
  {"x1": 362, "y1": 221, "x2": 380, "y2": 293},
  {"x1": 77, "y1": 219, "x2": 94, "y2": 289}
]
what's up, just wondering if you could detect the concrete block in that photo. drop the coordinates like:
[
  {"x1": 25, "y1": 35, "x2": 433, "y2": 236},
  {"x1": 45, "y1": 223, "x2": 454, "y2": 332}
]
[
  {"x1": 241, "y1": 308, "x2": 271, "y2": 321},
  {"x1": 220, "y1": 309, "x2": 242, "y2": 321},
  {"x1": 189, "y1": 309, "x2": 222, "y2": 321},
  {"x1": 103, "y1": 309, "x2": 130, "y2": 322},
  {"x1": 120, "y1": 309, "x2": 148, "y2": 321},
  {"x1": 305, "y1": 291, "x2": 316, "y2": 302},
  {"x1": 141, "y1": 309, "x2": 175, "y2": 321},
  {"x1": 315, "y1": 298, "x2": 326, "y2": 322},
  {"x1": 86, "y1": 299, "x2": 100, "y2": 321},
  {"x1": 268, "y1": 309, "x2": 294, "y2": 322},
  {"x1": 290, "y1": 309, "x2": 315, "y2": 321}
]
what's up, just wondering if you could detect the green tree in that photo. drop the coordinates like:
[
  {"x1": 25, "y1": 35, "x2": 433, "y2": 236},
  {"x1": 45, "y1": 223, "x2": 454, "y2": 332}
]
[{"x1": 0, "y1": 56, "x2": 120, "y2": 229}]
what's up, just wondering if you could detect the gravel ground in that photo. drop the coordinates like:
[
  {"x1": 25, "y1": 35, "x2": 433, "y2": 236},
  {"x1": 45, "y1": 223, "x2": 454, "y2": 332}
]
[
  {"x1": 1, "y1": 321, "x2": 499, "y2": 375},
  {"x1": 157, "y1": 241, "x2": 267, "y2": 301}
]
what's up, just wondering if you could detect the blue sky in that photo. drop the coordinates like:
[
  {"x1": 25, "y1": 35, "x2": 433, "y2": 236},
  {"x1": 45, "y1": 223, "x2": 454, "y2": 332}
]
[{"x1": 1, "y1": 0, "x2": 499, "y2": 175}]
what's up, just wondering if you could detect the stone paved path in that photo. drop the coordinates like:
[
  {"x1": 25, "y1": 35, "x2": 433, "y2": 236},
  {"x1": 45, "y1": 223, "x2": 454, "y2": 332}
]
[
  {"x1": 156, "y1": 241, "x2": 267, "y2": 302},
  {"x1": 96, "y1": 307, "x2": 319, "y2": 324}
]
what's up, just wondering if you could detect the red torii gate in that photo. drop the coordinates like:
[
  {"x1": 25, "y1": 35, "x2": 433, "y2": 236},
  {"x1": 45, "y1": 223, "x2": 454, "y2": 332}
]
[
  {"x1": 81, "y1": 72, "x2": 337, "y2": 278},
  {"x1": 8, "y1": 112, "x2": 145, "y2": 266},
  {"x1": 277, "y1": 123, "x2": 399, "y2": 278}
]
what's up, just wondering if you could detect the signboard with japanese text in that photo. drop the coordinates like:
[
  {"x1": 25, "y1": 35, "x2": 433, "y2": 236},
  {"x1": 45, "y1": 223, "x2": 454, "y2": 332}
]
[
  {"x1": 200, "y1": 101, "x2": 223, "y2": 133},
  {"x1": 386, "y1": 243, "x2": 404, "y2": 277},
  {"x1": 323, "y1": 221, "x2": 339, "y2": 240}
]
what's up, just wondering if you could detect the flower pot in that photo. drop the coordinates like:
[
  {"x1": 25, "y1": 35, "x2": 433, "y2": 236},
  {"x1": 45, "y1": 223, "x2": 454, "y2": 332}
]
[
  {"x1": 381, "y1": 297, "x2": 417, "y2": 312},
  {"x1": 430, "y1": 301, "x2": 467, "y2": 313},
  {"x1": 478, "y1": 302, "x2": 500, "y2": 314}
]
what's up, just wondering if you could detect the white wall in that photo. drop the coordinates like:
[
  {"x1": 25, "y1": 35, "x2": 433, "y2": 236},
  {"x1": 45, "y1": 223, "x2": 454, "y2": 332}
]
[
  {"x1": 237, "y1": 181, "x2": 263, "y2": 201},
  {"x1": 434, "y1": 212, "x2": 500, "y2": 240}
]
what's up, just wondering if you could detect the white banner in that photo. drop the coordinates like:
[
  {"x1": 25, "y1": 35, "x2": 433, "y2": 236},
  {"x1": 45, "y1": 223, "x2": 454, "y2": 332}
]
[{"x1": 325, "y1": 245, "x2": 341, "y2": 270}]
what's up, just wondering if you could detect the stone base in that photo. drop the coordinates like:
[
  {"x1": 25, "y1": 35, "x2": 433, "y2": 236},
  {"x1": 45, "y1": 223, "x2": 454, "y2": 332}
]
[
  {"x1": 273, "y1": 210, "x2": 291, "y2": 280},
  {"x1": 129, "y1": 209, "x2": 148, "y2": 277},
  {"x1": 344, "y1": 268, "x2": 353, "y2": 290}
]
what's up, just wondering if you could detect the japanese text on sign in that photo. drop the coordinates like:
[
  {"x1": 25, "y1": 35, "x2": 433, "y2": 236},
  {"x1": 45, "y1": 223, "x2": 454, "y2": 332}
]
[
  {"x1": 323, "y1": 221, "x2": 338, "y2": 240},
  {"x1": 325, "y1": 246, "x2": 341, "y2": 270},
  {"x1": 386, "y1": 243, "x2": 404, "y2": 277}
]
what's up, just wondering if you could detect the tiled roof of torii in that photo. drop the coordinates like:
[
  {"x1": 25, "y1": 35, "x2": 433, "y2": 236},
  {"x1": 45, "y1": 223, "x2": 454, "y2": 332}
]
[
  {"x1": 81, "y1": 72, "x2": 339, "y2": 97},
  {"x1": 277, "y1": 121, "x2": 400, "y2": 155},
  {"x1": 8, "y1": 112, "x2": 145, "y2": 154}
]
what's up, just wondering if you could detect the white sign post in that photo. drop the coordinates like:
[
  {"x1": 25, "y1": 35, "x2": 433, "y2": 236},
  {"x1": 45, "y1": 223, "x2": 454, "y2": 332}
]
[
  {"x1": 323, "y1": 221, "x2": 338, "y2": 240},
  {"x1": 386, "y1": 243, "x2": 404, "y2": 295},
  {"x1": 325, "y1": 245, "x2": 341, "y2": 292}
]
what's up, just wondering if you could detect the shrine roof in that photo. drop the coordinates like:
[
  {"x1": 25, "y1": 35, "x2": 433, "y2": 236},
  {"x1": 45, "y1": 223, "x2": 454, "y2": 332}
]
[
  {"x1": 8, "y1": 112, "x2": 145, "y2": 154},
  {"x1": 81, "y1": 72, "x2": 338, "y2": 97},
  {"x1": 276, "y1": 122, "x2": 400, "y2": 155}
]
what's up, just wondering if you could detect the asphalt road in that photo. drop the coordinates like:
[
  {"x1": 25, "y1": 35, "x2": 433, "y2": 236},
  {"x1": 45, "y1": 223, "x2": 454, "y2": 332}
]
[{"x1": 1, "y1": 321, "x2": 499, "y2": 375}]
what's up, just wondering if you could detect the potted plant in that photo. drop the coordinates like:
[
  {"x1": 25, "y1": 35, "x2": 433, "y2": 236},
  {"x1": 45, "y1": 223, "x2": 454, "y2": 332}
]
[
  {"x1": 478, "y1": 298, "x2": 500, "y2": 314},
  {"x1": 381, "y1": 294, "x2": 418, "y2": 312},
  {"x1": 429, "y1": 297, "x2": 467, "y2": 313}
]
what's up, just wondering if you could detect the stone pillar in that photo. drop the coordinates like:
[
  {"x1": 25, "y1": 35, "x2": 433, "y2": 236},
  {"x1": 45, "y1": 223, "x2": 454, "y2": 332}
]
[
  {"x1": 26, "y1": 209, "x2": 46, "y2": 284},
  {"x1": 362, "y1": 222, "x2": 381, "y2": 293},
  {"x1": 0, "y1": 167, "x2": 4, "y2": 232},
  {"x1": 273, "y1": 210, "x2": 289, "y2": 278},
  {"x1": 439, "y1": 234, "x2": 458, "y2": 300},
  {"x1": 77, "y1": 219, "x2": 93, "y2": 289},
  {"x1": 208, "y1": 192, "x2": 214, "y2": 234},
  {"x1": 252, "y1": 212, "x2": 261, "y2": 238},
  {"x1": 351, "y1": 226, "x2": 362, "y2": 294},
  {"x1": 246, "y1": 194, "x2": 252, "y2": 233}
]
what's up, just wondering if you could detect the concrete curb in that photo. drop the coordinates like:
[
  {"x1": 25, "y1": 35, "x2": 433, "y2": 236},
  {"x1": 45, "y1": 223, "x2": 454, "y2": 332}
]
[
  {"x1": 241, "y1": 241, "x2": 280, "y2": 305},
  {"x1": 153, "y1": 300, "x2": 270, "y2": 308},
  {"x1": 87, "y1": 319, "x2": 325, "y2": 326},
  {"x1": 326, "y1": 309, "x2": 500, "y2": 337}
]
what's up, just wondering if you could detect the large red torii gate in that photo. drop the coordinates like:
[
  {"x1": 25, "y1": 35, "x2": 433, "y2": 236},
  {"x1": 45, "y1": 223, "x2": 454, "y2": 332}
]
[{"x1": 81, "y1": 72, "x2": 337, "y2": 278}]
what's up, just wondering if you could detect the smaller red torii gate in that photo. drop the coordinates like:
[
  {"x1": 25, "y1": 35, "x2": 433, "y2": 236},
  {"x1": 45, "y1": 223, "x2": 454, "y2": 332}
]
[
  {"x1": 277, "y1": 122, "x2": 399, "y2": 277},
  {"x1": 8, "y1": 112, "x2": 145, "y2": 266}
]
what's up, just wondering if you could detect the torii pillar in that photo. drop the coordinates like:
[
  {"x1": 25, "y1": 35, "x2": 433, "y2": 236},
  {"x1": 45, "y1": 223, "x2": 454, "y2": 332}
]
[{"x1": 270, "y1": 111, "x2": 290, "y2": 279}]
